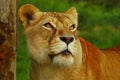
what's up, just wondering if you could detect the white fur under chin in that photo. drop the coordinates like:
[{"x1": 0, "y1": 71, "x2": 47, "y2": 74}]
[{"x1": 53, "y1": 55, "x2": 74, "y2": 67}]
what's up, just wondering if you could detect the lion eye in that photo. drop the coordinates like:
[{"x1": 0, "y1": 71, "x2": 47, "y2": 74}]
[
  {"x1": 69, "y1": 24, "x2": 76, "y2": 31},
  {"x1": 44, "y1": 22, "x2": 54, "y2": 29}
]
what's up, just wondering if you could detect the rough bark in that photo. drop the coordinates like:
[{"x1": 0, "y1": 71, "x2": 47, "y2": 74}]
[{"x1": 0, "y1": 0, "x2": 17, "y2": 80}]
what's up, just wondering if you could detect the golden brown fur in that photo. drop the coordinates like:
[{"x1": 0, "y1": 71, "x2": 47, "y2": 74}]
[{"x1": 18, "y1": 4, "x2": 120, "y2": 80}]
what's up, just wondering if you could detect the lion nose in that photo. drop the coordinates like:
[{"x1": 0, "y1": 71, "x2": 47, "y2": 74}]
[{"x1": 60, "y1": 36, "x2": 74, "y2": 45}]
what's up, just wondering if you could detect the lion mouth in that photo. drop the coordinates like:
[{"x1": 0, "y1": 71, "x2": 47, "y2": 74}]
[{"x1": 48, "y1": 49, "x2": 73, "y2": 60}]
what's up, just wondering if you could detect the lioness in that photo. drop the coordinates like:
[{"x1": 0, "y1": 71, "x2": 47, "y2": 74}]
[{"x1": 18, "y1": 4, "x2": 120, "y2": 80}]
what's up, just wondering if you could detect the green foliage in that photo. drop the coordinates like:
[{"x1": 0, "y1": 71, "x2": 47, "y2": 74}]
[
  {"x1": 20, "y1": 0, "x2": 71, "y2": 12},
  {"x1": 72, "y1": 2, "x2": 120, "y2": 29},
  {"x1": 17, "y1": 0, "x2": 120, "y2": 80},
  {"x1": 79, "y1": 26, "x2": 120, "y2": 49},
  {"x1": 17, "y1": 24, "x2": 30, "y2": 80}
]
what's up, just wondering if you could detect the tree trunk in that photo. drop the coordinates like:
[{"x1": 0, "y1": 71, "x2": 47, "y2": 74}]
[{"x1": 0, "y1": 0, "x2": 17, "y2": 80}]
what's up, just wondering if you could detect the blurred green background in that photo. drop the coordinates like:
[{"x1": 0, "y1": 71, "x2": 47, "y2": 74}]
[{"x1": 17, "y1": 0, "x2": 120, "y2": 80}]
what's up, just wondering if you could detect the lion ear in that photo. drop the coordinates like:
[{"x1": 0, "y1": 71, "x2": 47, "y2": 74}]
[
  {"x1": 65, "y1": 7, "x2": 77, "y2": 18},
  {"x1": 18, "y1": 4, "x2": 42, "y2": 28}
]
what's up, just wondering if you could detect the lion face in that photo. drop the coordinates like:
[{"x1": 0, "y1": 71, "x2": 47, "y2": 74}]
[{"x1": 18, "y1": 4, "x2": 82, "y2": 67}]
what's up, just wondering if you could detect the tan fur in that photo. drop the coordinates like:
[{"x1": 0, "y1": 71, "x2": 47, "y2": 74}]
[{"x1": 18, "y1": 4, "x2": 120, "y2": 80}]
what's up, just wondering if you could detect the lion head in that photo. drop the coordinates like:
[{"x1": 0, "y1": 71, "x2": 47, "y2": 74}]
[{"x1": 18, "y1": 4, "x2": 82, "y2": 67}]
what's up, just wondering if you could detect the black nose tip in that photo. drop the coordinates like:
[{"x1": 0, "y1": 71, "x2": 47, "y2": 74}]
[{"x1": 60, "y1": 36, "x2": 74, "y2": 45}]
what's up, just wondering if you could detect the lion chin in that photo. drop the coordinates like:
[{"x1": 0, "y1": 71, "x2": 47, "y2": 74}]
[{"x1": 48, "y1": 49, "x2": 74, "y2": 67}]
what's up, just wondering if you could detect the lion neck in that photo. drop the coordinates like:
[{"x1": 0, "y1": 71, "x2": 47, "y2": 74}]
[
  {"x1": 30, "y1": 57, "x2": 83, "y2": 80},
  {"x1": 30, "y1": 41, "x2": 83, "y2": 80}
]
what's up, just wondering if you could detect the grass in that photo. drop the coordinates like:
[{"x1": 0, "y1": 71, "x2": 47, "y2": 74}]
[
  {"x1": 17, "y1": 25, "x2": 30, "y2": 80},
  {"x1": 17, "y1": 0, "x2": 120, "y2": 80}
]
